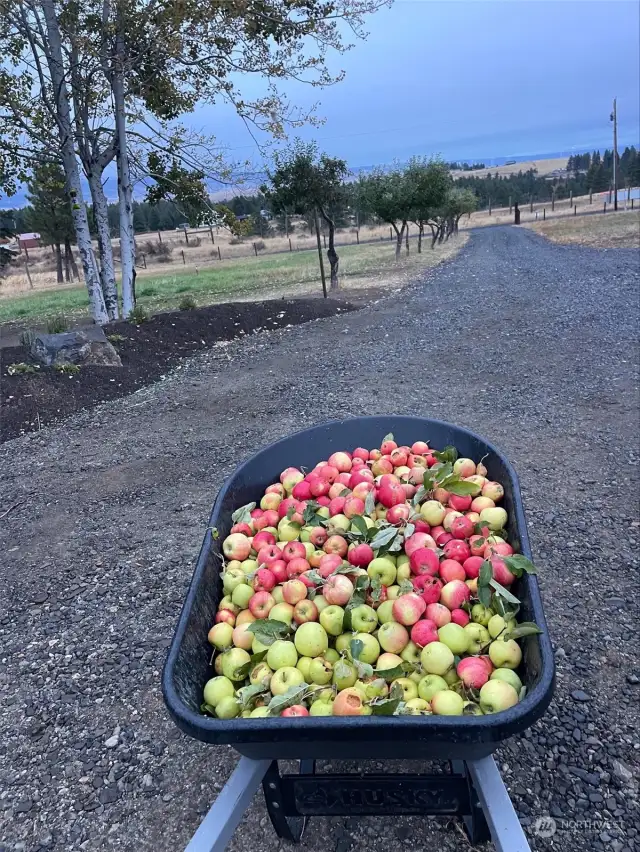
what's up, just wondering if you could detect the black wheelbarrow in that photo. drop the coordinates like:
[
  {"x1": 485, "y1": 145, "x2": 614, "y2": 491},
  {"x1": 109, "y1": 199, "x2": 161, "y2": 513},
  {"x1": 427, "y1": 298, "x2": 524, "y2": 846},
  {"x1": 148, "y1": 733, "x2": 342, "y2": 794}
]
[{"x1": 162, "y1": 416, "x2": 555, "y2": 851}]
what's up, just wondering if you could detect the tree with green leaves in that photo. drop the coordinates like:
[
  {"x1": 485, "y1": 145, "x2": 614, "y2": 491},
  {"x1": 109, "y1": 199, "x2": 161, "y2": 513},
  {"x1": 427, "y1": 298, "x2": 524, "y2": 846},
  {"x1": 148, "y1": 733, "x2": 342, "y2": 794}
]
[
  {"x1": 357, "y1": 167, "x2": 413, "y2": 259},
  {"x1": 262, "y1": 141, "x2": 347, "y2": 289},
  {"x1": 405, "y1": 157, "x2": 451, "y2": 252},
  {"x1": 24, "y1": 161, "x2": 76, "y2": 283}
]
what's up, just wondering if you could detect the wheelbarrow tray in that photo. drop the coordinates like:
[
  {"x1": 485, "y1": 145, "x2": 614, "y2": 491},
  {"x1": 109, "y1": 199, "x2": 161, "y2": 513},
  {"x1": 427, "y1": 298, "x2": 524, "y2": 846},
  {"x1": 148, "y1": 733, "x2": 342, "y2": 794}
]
[{"x1": 162, "y1": 416, "x2": 554, "y2": 761}]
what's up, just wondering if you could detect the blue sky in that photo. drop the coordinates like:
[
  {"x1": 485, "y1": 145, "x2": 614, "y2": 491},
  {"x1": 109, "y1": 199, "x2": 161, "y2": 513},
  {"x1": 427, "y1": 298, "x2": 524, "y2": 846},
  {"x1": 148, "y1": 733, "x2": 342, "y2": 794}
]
[{"x1": 196, "y1": 0, "x2": 640, "y2": 170}]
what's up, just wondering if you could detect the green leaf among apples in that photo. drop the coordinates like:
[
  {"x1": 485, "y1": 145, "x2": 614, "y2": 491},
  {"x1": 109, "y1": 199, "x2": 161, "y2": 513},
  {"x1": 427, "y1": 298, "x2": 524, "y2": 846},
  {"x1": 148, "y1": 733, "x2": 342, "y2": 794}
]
[
  {"x1": 364, "y1": 489, "x2": 376, "y2": 517},
  {"x1": 350, "y1": 515, "x2": 370, "y2": 538},
  {"x1": 442, "y1": 478, "x2": 482, "y2": 496},
  {"x1": 200, "y1": 702, "x2": 216, "y2": 717},
  {"x1": 398, "y1": 579, "x2": 414, "y2": 596},
  {"x1": 246, "y1": 618, "x2": 292, "y2": 646},
  {"x1": 236, "y1": 682, "x2": 269, "y2": 710},
  {"x1": 503, "y1": 554, "x2": 538, "y2": 576},
  {"x1": 235, "y1": 649, "x2": 269, "y2": 681},
  {"x1": 369, "y1": 526, "x2": 399, "y2": 552},
  {"x1": 231, "y1": 502, "x2": 256, "y2": 525},
  {"x1": 383, "y1": 432, "x2": 394, "y2": 442},
  {"x1": 504, "y1": 622, "x2": 543, "y2": 641},
  {"x1": 266, "y1": 684, "x2": 310, "y2": 715},
  {"x1": 433, "y1": 445, "x2": 458, "y2": 464},
  {"x1": 489, "y1": 578, "x2": 520, "y2": 605},
  {"x1": 374, "y1": 661, "x2": 416, "y2": 682}
]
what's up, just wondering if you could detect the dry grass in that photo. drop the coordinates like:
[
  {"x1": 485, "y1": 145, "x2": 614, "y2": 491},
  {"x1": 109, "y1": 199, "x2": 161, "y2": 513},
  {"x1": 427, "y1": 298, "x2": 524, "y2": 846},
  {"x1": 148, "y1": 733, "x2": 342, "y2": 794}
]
[
  {"x1": 528, "y1": 210, "x2": 640, "y2": 248},
  {"x1": 451, "y1": 156, "x2": 568, "y2": 179}
]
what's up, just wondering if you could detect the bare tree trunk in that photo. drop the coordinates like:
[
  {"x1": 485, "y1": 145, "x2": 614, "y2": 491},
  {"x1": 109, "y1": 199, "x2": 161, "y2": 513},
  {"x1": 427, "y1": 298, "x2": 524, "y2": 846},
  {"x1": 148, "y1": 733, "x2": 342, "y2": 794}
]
[
  {"x1": 321, "y1": 213, "x2": 339, "y2": 290},
  {"x1": 65, "y1": 239, "x2": 80, "y2": 280},
  {"x1": 113, "y1": 13, "x2": 135, "y2": 316},
  {"x1": 88, "y1": 169, "x2": 118, "y2": 320},
  {"x1": 417, "y1": 224, "x2": 423, "y2": 253},
  {"x1": 428, "y1": 223, "x2": 439, "y2": 249},
  {"x1": 63, "y1": 243, "x2": 71, "y2": 281},
  {"x1": 405, "y1": 221, "x2": 409, "y2": 254},
  {"x1": 42, "y1": 0, "x2": 108, "y2": 324},
  {"x1": 55, "y1": 243, "x2": 63, "y2": 283},
  {"x1": 392, "y1": 223, "x2": 405, "y2": 260}
]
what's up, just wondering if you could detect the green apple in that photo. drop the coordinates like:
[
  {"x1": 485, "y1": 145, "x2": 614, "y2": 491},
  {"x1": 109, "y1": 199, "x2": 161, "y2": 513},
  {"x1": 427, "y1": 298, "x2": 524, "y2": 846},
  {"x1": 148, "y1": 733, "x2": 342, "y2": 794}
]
[
  {"x1": 269, "y1": 602, "x2": 294, "y2": 626},
  {"x1": 208, "y1": 622, "x2": 233, "y2": 650},
  {"x1": 249, "y1": 662, "x2": 273, "y2": 687},
  {"x1": 487, "y1": 614, "x2": 516, "y2": 638},
  {"x1": 270, "y1": 666, "x2": 305, "y2": 695},
  {"x1": 376, "y1": 600, "x2": 395, "y2": 624},
  {"x1": 333, "y1": 659, "x2": 358, "y2": 690},
  {"x1": 350, "y1": 604, "x2": 378, "y2": 634},
  {"x1": 309, "y1": 699, "x2": 333, "y2": 716},
  {"x1": 353, "y1": 633, "x2": 380, "y2": 665},
  {"x1": 240, "y1": 559, "x2": 258, "y2": 576},
  {"x1": 417, "y1": 674, "x2": 449, "y2": 702},
  {"x1": 396, "y1": 553, "x2": 410, "y2": 571},
  {"x1": 471, "y1": 604, "x2": 494, "y2": 627},
  {"x1": 215, "y1": 696, "x2": 240, "y2": 719},
  {"x1": 420, "y1": 642, "x2": 454, "y2": 676},
  {"x1": 354, "y1": 677, "x2": 388, "y2": 699},
  {"x1": 299, "y1": 525, "x2": 314, "y2": 542},
  {"x1": 396, "y1": 563, "x2": 411, "y2": 583},
  {"x1": 464, "y1": 622, "x2": 491, "y2": 654},
  {"x1": 400, "y1": 640, "x2": 421, "y2": 665},
  {"x1": 491, "y1": 668, "x2": 523, "y2": 693},
  {"x1": 386, "y1": 585, "x2": 400, "y2": 600},
  {"x1": 443, "y1": 668, "x2": 461, "y2": 686},
  {"x1": 219, "y1": 596, "x2": 240, "y2": 615},
  {"x1": 232, "y1": 584, "x2": 254, "y2": 609},
  {"x1": 203, "y1": 676, "x2": 235, "y2": 707},
  {"x1": 405, "y1": 697, "x2": 429, "y2": 714},
  {"x1": 479, "y1": 679, "x2": 519, "y2": 713},
  {"x1": 421, "y1": 500, "x2": 446, "y2": 526},
  {"x1": 479, "y1": 507, "x2": 508, "y2": 531},
  {"x1": 295, "y1": 622, "x2": 329, "y2": 657},
  {"x1": 251, "y1": 636, "x2": 270, "y2": 655},
  {"x1": 437, "y1": 624, "x2": 469, "y2": 655},
  {"x1": 431, "y1": 690, "x2": 464, "y2": 716},
  {"x1": 316, "y1": 506, "x2": 330, "y2": 520},
  {"x1": 249, "y1": 706, "x2": 271, "y2": 718},
  {"x1": 335, "y1": 632, "x2": 354, "y2": 654},
  {"x1": 314, "y1": 594, "x2": 330, "y2": 614},
  {"x1": 277, "y1": 518, "x2": 302, "y2": 541},
  {"x1": 296, "y1": 656, "x2": 313, "y2": 681},
  {"x1": 323, "y1": 648, "x2": 340, "y2": 664},
  {"x1": 375, "y1": 652, "x2": 403, "y2": 671},
  {"x1": 328, "y1": 514, "x2": 351, "y2": 532},
  {"x1": 394, "y1": 677, "x2": 418, "y2": 701},
  {"x1": 488, "y1": 638, "x2": 522, "y2": 669},
  {"x1": 302, "y1": 542, "x2": 315, "y2": 559},
  {"x1": 367, "y1": 557, "x2": 396, "y2": 586},
  {"x1": 408, "y1": 670, "x2": 423, "y2": 685},
  {"x1": 271, "y1": 585, "x2": 285, "y2": 604},
  {"x1": 315, "y1": 687, "x2": 335, "y2": 702},
  {"x1": 320, "y1": 605, "x2": 345, "y2": 636},
  {"x1": 222, "y1": 567, "x2": 247, "y2": 595},
  {"x1": 309, "y1": 657, "x2": 333, "y2": 685},
  {"x1": 220, "y1": 648, "x2": 251, "y2": 681},
  {"x1": 267, "y1": 639, "x2": 298, "y2": 670}
]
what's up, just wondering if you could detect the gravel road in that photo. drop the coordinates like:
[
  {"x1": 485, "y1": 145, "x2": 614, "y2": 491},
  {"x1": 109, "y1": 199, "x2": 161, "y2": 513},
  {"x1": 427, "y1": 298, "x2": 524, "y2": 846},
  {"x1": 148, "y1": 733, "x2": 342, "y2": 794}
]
[{"x1": 1, "y1": 226, "x2": 638, "y2": 852}]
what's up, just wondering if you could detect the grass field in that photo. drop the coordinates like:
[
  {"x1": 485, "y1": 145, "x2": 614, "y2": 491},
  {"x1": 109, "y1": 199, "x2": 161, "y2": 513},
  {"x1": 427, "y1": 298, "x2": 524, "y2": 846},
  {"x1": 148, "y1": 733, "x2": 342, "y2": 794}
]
[
  {"x1": 451, "y1": 156, "x2": 568, "y2": 179},
  {"x1": 0, "y1": 235, "x2": 466, "y2": 325},
  {"x1": 528, "y1": 210, "x2": 640, "y2": 248}
]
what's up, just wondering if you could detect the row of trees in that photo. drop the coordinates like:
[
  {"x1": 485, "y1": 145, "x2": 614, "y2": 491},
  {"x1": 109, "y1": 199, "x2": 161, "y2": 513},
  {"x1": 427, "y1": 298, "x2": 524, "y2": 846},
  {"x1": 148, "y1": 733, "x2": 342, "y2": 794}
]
[
  {"x1": 0, "y1": 0, "x2": 386, "y2": 323},
  {"x1": 262, "y1": 144, "x2": 477, "y2": 290}
]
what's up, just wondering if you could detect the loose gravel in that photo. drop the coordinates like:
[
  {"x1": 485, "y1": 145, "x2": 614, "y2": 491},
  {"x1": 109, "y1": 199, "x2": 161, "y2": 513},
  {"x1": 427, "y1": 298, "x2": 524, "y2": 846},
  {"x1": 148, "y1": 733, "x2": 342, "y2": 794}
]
[{"x1": 1, "y1": 226, "x2": 638, "y2": 852}]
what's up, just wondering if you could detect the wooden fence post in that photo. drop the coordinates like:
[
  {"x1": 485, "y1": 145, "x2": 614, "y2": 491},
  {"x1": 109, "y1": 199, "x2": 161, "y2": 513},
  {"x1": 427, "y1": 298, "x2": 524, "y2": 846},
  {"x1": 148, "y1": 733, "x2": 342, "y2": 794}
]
[
  {"x1": 183, "y1": 227, "x2": 189, "y2": 245},
  {"x1": 488, "y1": 198, "x2": 492, "y2": 215},
  {"x1": 529, "y1": 195, "x2": 533, "y2": 213},
  {"x1": 253, "y1": 243, "x2": 258, "y2": 256},
  {"x1": 356, "y1": 229, "x2": 359, "y2": 244},
  {"x1": 508, "y1": 196, "x2": 512, "y2": 214},
  {"x1": 181, "y1": 250, "x2": 185, "y2": 264},
  {"x1": 543, "y1": 208, "x2": 546, "y2": 220},
  {"x1": 158, "y1": 230, "x2": 163, "y2": 243},
  {"x1": 218, "y1": 246, "x2": 221, "y2": 260},
  {"x1": 141, "y1": 253, "x2": 147, "y2": 268},
  {"x1": 603, "y1": 202, "x2": 607, "y2": 213},
  {"x1": 574, "y1": 205, "x2": 577, "y2": 216},
  {"x1": 569, "y1": 190, "x2": 573, "y2": 207},
  {"x1": 24, "y1": 259, "x2": 33, "y2": 288},
  {"x1": 289, "y1": 238, "x2": 292, "y2": 252},
  {"x1": 209, "y1": 225, "x2": 214, "y2": 244}
]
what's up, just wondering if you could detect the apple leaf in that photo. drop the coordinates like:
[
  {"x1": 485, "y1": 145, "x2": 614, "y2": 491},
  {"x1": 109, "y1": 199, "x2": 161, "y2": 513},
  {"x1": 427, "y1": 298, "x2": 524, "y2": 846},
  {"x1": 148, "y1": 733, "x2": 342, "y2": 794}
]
[
  {"x1": 364, "y1": 490, "x2": 376, "y2": 517},
  {"x1": 231, "y1": 502, "x2": 256, "y2": 524},
  {"x1": 383, "y1": 432, "x2": 394, "y2": 442},
  {"x1": 398, "y1": 579, "x2": 415, "y2": 596},
  {"x1": 246, "y1": 618, "x2": 291, "y2": 646},
  {"x1": 412, "y1": 486, "x2": 427, "y2": 506},
  {"x1": 350, "y1": 515, "x2": 369, "y2": 537},
  {"x1": 388, "y1": 534, "x2": 404, "y2": 553},
  {"x1": 444, "y1": 478, "x2": 482, "y2": 496},
  {"x1": 519, "y1": 686, "x2": 528, "y2": 701},
  {"x1": 236, "y1": 682, "x2": 268, "y2": 709},
  {"x1": 200, "y1": 702, "x2": 217, "y2": 717},
  {"x1": 404, "y1": 523, "x2": 415, "y2": 538},
  {"x1": 354, "y1": 660, "x2": 374, "y2": 679},
  {"x1": 504, "y1": 622, "x2": 543, "y2": 641},
  {"x1": 333, "y1": 563, "x2": 356, "y2": 575},
  {"x1": 286, "y1": 505, "x2": 296, "y2": 521},
  {"x1": 489, "y1": 579, "x2": 520, "y2": 604},
  {"x1": 477, "y1": 584, "x2": 492, "y2": 608},
  {"x1": 374, "y1": 661, "x2": 415, "y2": 682},
  {"x1": 307, "y1": 587, "x2": 316, "y2": 601},
  {"x1": 433, "y1": 446, "x2": 458, "y2": 464},
  {"x1": 350, "y1": 638, "x2": 365, "y2": 661},
  {"x1": 235, "y1": 649, "x2": 269, "y2": 681},
  {"x1": 370, "y1": 695, "x2": 402, "y2": 715},
  {"x1": 503, "y1": 555, "x2": 537, "y2": 576},
  {"x1": 422, "y1": 470, "x2": 436, "y2": 492},
  {"x1": 334, "y1": 659, "x2": 354, "y2": 681},
  {"x1": 302, "y1": 501, "x2": 321, "y2": 525},
  {"x1": 304, "y1": 569, "x2": 323, "y2": 585},
  {"x1": 369, "y1": 575, "x2": 383, "y2": 602},
  {"x1": 478, "y1": 560, "x2": 493, "y2": 587},
  {"x1": 369, "y1": 526, "x2": 399, "y2": 551},
  {"x1": 266, "y1": 684, "x2": 310, "y2": 715}
]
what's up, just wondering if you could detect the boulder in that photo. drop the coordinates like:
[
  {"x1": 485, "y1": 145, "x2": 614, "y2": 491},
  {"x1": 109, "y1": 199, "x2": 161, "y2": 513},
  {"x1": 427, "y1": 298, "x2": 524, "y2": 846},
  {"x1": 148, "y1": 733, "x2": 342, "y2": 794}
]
[{"x1": 29, "y1": 329, "x2": 122, "y2": 367}]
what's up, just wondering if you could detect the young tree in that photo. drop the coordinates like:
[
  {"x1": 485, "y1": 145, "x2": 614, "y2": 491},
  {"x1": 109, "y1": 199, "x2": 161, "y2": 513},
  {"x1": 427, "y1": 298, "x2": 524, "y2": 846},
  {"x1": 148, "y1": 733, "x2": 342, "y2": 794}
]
[
  {"x1": 24, "y1": 161, "x2": 76, "y2": 283},
  {"x1": 405, "y1": 157, "x2": 451, "y2": 252},
  {"x1": 357, "y1": 167, "x2": 414, "y2": 259},
  {"x1": 262, "y1": 142, "x2": 347, "y2": 289},
  {"x1": 444, "y1": 187, "x2": 477, "y2": 235}
]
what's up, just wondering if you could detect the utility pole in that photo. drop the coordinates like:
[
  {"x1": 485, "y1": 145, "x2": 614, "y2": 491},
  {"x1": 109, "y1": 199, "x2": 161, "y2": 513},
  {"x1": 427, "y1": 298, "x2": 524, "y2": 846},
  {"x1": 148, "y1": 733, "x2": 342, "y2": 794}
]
[{"x1": 610, "y1": 98, "x2": 618, "y2": 211}]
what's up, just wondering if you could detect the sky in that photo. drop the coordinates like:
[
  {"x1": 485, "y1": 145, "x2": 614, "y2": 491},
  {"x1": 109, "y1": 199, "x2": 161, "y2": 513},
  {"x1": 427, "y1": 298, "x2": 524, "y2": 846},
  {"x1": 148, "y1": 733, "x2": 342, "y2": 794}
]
[{"x1": 196, "y1": 0, "x2": 640, "y2": 172}]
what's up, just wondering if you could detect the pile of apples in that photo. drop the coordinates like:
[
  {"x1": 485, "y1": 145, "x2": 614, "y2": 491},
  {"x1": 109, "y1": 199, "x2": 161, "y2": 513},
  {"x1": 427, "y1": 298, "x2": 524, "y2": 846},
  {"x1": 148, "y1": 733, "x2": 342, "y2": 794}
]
[{"x1": 202, "y1": 436, "x2": 540, "y2": 720}]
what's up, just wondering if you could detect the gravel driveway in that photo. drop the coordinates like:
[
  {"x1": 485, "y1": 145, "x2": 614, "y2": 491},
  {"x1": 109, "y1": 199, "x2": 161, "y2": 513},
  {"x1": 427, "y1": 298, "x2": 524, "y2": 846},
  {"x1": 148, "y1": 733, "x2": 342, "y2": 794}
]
[{"x1": 1, "y1": 226, "x2": 638, "y2": 852}]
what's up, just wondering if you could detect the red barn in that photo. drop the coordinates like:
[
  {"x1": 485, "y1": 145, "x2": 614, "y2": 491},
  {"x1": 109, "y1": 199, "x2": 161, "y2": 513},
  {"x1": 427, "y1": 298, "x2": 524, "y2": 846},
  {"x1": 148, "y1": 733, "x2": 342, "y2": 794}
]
[{"x1": 18, "y1": 232, "x2": 41, "y2": 249}]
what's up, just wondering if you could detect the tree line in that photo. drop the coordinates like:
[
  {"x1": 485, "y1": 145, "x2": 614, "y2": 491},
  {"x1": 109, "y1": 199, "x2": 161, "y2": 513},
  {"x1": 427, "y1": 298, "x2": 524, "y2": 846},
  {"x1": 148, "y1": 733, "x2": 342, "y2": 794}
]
[{"x1": 0, "y1": 0, "x2": 385, "y2": 323}]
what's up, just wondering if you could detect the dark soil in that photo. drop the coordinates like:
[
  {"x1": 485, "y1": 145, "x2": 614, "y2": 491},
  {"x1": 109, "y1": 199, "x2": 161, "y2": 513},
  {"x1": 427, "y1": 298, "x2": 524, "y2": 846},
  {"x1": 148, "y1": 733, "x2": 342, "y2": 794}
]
[{"x1": 0, "y1": 297, "x2": 354, "y2": 442}]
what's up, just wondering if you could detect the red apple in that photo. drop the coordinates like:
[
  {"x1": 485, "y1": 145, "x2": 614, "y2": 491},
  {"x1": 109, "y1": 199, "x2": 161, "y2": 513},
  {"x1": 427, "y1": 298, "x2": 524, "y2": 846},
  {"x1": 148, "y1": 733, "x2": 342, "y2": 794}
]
[
  {"x1": 270, "y1": 560, "x2": 288, "y2": 584},
  {"x1": 282, "y1": 579, "x2": 308, "y2": 605},
  {"x1": 252, "y1": 530, "x2": 276, "y2": 552},
  {"x1": 329, "y1": 496, "x2": 346, "y2": 516},
  {"x1": 443, "y1": 539, "x2": 471, "y2": 563},
  {"x1": 318, "y1": 553, "x2": 344, "y2": 578},
  {"x1": 462, "y1": 556, "x2": 484, "y2": 579},
  {"x1": 281, "y1": 705, "x2": 310, "y2": 717},
  {"x1": 449, "y1": 494, "x2": 472, "y2": 512},
  {"x1": 414, "y1": 575, "x2": 443, "y2": 604},
  {"x1": 286, "y1": 557, "x2": 311, "y2": 579},
  {"x1": 309, "y1": 527, "x2": 328, "y2": 547},
  {"x1": 323, "y1": 574, "x2": 353, "y2": 606},
  {"x1": 451, "y1": 608, "x2": 470, "y2": 627},
  {"x1": 392, "y1": 593, "x2": 426, "y2": 626},
  {"x1": 409, "y1": 547, "x2": 439, "y2": 576},
  {"x1": 439, "y1": 558, "x2": 466, "y2": 583},
  {"x1": 344, "y1": 496, "x2": 365, "y2": 518},
  {"x1": 292, "y1": 480, "x2": 313, "y2": 501},
  {"x1": 282, "y1": 541, "x2": 306, "y2": 562},
  {"x1": 450, "y1": 516, "x2": 474, "y2": 540},
  {"x1": 380, "y1": 439, "x2": 397, "y2": 455},
  {"x1": 352, "y1": 447, "x2": 370, "y2": 461},
  {"x1": 328, "y1": 451, "x2": 352, "y2": 472},
  {"x1": 348, "y1": 542, "x2": 375, "y2": 568},
  {"x1": 426, "y1": 602, "x2": 452, "y2": 627},
  {"x1": 323, "y1": 535, "x2": 348, "y2": 557},
  {"x1": 410, "y1": 618, "x2": 439, "y2": 646},
  {"x1": 386, "y1": 503, "x2": 411, "y2": 525},
  {"x1": 248, "y1": 591, "x2": 275, "y2": 618},
  {"x1": 230, "y1": 522, "x2": 252, "y2": 536},
  {"x1": 253, "y1": 568, "x2": 277, "y2": 592},
  {"x1": 293, "y1": 599, "x2": 318, "y2": 624}
]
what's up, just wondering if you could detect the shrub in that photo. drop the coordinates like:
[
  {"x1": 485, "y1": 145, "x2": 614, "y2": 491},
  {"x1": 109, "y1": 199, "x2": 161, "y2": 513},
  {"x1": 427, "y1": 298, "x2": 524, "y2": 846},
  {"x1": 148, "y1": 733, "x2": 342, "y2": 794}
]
[
  {"x1": 106, "y1": 333, "x2": 125, "y2": 344},
  {"x1": 19, "y1": 329, "x2": 36, "y2": 348},
  {"x1": 7, "y1": 362, "x2": 39, "y2": 375},
  {"x1": 54, "y1": 363, "x2": 80, "y2": 375},
  {"x1": 128, "y1": 305, "x2": 148, "y2": 325},
  {"x1": 156, "y1": 243, "x2": 173, "y2": 258},
  {"x1": 178, "y1": 294, "x2": 197, "y2": 310},
  {"x1": 254, "y1": 240, "x2": 266, "y2": 252},
  {"x1": 46, "y1": 314, "x2": 69, "y2": 333},
  {"x1": 144, "y1": 239, "x2": 159, "y2": 256},
  {"x1": 186, "y1": 236, "x2": 202, "y2": 247},
  {"x1": 229, "y1": 237, "x2": 242, "y2": 245}
]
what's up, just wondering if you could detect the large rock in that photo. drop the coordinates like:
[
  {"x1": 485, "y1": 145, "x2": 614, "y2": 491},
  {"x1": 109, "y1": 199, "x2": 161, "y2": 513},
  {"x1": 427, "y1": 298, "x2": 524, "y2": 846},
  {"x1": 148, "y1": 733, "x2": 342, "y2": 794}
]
[{"x1": 29, "y1": 330, "x2": 122, "y2": 367}]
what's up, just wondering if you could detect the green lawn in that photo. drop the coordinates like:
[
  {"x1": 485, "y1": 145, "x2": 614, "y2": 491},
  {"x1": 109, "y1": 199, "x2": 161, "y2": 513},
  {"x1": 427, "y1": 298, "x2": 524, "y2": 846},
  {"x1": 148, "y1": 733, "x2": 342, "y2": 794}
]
[{"x1": 0, "y1": 237, "x2": 464, "y2": 324}]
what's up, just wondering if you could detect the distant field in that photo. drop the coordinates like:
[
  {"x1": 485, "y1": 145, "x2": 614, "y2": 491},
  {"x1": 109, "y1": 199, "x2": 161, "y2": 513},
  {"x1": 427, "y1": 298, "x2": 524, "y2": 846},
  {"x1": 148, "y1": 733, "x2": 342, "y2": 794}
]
[
  {"x1": 528, "y1": 210, "x2": 640, "y2": 248},
  {"x1": 0, "y1": 235, "x2": 466, "y2": 325},
  {"x1": 451, "y1": 156, "x2": 568, "y2": 179}
]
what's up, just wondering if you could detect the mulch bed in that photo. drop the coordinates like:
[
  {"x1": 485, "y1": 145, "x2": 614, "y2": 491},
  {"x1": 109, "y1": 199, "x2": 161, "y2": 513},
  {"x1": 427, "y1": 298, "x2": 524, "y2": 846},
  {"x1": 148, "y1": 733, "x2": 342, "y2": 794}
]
[{"x1": 0, "y1": 297, "x2": 354, "y2": 443}]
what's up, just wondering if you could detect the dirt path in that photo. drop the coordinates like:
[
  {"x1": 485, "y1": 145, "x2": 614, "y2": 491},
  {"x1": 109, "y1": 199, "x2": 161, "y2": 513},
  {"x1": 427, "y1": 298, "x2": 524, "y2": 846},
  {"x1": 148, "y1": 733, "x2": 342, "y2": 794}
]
[{"x1": 1, "y1": 227, "x2": 638, "y2": 852}]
